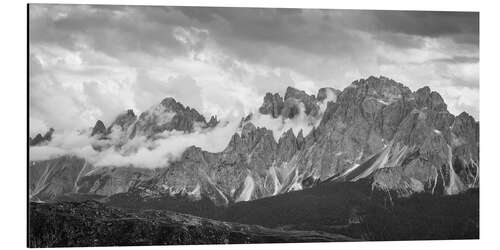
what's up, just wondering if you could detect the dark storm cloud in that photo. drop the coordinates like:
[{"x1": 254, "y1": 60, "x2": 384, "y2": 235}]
[
  {"x1": 167, "y1": 7, "x2": 376, "y2": 82},
  {"x1": 166, "y1": 7, "x2": 479, "y2": 84},
  {"x1": 29, "y1": 5, "x2": 479, "y2": 68},
  {"x1": 431, "y1": 56, "x2": 479, "y2": 64},
  {"x1": 174, "y1": 7, "x2": 478, "y2": 53},
  {"x1": 29, "y1": 5, "x2": 479, "y2": 79},
  {"x1": 29, "y1": 5, "x2": 190, "y2": 58},
  {"x1": 365, "y1": 11, "x2": 479, "y2": 45},
  {"x1": 174, "y1": 7, "x2": 365, "y2": 57}
]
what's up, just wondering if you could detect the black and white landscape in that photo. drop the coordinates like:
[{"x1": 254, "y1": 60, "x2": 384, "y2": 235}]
[{"x1": 28, "y1": 5, "x2": 479, "y2": 247}]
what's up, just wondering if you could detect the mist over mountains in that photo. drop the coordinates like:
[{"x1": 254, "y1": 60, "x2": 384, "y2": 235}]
[
  {"x1": 29, "y1": 76, "x2": 479, "y2": 205},
  {"x1": 28, "y1": 75, "x2": 480, "y2": 246},
  {"x1": 27, "y1": 5, "x2": 480, "y2": 246}
]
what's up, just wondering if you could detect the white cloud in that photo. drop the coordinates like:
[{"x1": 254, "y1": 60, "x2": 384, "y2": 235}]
[
  {"x1": 29, "y1": 146, "x2": 68, "y2": 161},
  {"x1": 29, "y1": 129, "x2": 99, "y2": 161},
  {"x1": 95, "y1": 118, "x2": 241, "y2": 168},
  {"x1": 29, "y1": 5, "x2": 479, "y2": 137},
  {"x1": 435, "y1": 86, "x2": 480, "y2": 118},
  {"x1": 29, "y1": 117, "x2": 49, "y2": 137},
  {"x1": 29, "y1": 117, "x2": 241, "y2": 168}
]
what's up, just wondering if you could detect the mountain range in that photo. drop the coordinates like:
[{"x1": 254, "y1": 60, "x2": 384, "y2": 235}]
[
  {"x1": 29, "y1": 76, "x2": 479, "y2": 205},
  {"x1": 28, "y1": 76, "x2": 479, "y2": 246}
]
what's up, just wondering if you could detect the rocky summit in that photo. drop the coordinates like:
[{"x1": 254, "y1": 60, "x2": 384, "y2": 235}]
[
  {"x1": 29, "y1": 76, "x2": 479, "y2": 206},
  {"x1": 29, "y1": 128, "x2": 54, "y2": 146}
]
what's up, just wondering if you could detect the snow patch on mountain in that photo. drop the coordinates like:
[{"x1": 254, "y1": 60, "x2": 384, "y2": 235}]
[{"x1": 235, "y1": 175, "x2": 255, "y2": 202}]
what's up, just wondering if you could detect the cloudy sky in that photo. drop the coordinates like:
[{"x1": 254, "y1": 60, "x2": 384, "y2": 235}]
[{"x1": 29, "y1": 4, "x2": 479, "y2": 135}]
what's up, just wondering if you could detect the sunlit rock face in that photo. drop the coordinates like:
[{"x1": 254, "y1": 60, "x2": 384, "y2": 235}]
[{"x1": 29, "y1": 76, "x2": 479, "y2": 205}]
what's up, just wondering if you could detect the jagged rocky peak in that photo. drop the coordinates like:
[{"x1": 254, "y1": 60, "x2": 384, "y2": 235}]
[
  {"x1": 130, "y1": 97, "x2": 217, "y2": 138},
  {"x1": 452, "y1": 111, "x2": 479, "y2": 142},
  {"x1": 159, "y1": 97, "x2": 184, "y2": 111},
  {"x1": 259, "y1": 86, "x2": 344, "y2": 120},
  {"x1": 284, "y1": 86, "x2": 319, "y2": 116},
  {"x1": 207, "y1": 115, "x2": 219, "y2": 127},
  {"x1": 29, "y1": 128, "x2": 54, "y2": 146},
  {"x1": 46, "y1": 127, "x2": 55, "y2": 137},
  {"x1": 156, "y1": 97, "x2": 207, "y2": 122},
  {"x1": 349, "y1": 76, "x2": 412, "y2": 101},
  {"x1": 277, "y1": 128, "x2": 297, "y2": 149},
  {"x1": 455, "y1": 111, "x2": 479, "y2": 132},
  {"x1": 29, "y1": 76, "x2": 480, "y2": 206},
  {"x1": 321, "y1": 76, "x2": 415, "y2": 125},
  {"x1": 108, "y1": 109, "x2": 137, "y2": 133},
  {"x1": 225, "y1": 121, "x2": 276, "y2": 155},
  {"x1": 259, "y1": 86, "x2": 323, "y2": 119},
  {"x1": 317, "y1": 87, "x2": 341, "y2": 102},
  {"x1": 284, "y1": 86, "x2": 313, "y2": 100},
  {"x1": 91, "y1": 120, "x2": 106, "y2": 137},
  {"x1": 276, "y1": 128, "x2": 301, "y2": 162},
  {"x1": 414, "y1": 86, "x2": 447, "y2": 111},
  {"x1": 259, "y1": 92, "x2": 284, "y2": 118}
]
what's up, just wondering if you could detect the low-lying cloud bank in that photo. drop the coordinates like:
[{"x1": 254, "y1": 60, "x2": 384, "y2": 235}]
[
  {"x1": 29, "y1": 90, "x2": 335, "y2": 168},
  {"x1": 29, "y1": 130, "x2": 98, "y2": 161},
  {"x1": 29, "y1": 88, "x2": 336, "y2": 168},
  {"x1": 94, "y1": 119, "x2": 241, "y2": 168},
  {"x1": 250, "y1": 89, "x2": 336, "y2": 141},
  {"x1": 250, "y1": 104, "x2": 317, "y2": 142},
  {"x1": 29, "y1": 118, "x2": 241, "y2": 168}
]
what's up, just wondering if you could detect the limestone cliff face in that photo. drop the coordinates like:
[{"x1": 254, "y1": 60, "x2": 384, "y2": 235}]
[{"x1": 29, "y1": 76, "x2": 479, "y2": 205}]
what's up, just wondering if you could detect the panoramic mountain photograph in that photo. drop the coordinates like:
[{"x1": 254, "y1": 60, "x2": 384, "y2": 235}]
[{"x1": 28, "y1": 4, "x2": 479, "y2": 247}]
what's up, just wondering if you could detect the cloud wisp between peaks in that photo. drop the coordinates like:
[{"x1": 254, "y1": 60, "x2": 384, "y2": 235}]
[{"x1": 29, "y1": 5, "x2": 479, "y2": 137}]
